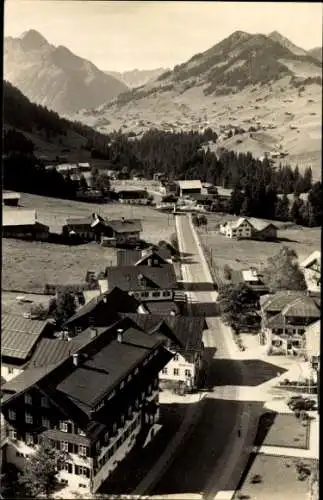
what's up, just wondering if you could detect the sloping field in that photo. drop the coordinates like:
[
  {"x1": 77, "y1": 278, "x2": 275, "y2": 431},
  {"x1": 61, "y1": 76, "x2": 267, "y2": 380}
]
[{"x1": 2, "y1": 193, "x2": 175, "y2": 292}]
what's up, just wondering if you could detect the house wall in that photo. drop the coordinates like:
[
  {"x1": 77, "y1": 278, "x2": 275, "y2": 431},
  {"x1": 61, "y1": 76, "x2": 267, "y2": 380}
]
[
  {"x1": 252, "y1": 225, "x2": 277, "y2": 241},
  {"x1": 220, "y1": 221, "x2": 252, "y2": 239},
  {"x1": 119, "y1": 199, "x2": 148, "y2": 205},
  {"x1": 180, "y1": 188, "x2": 202, "y2": 197},
  {"x1": 131, "y1": 289, "x2": 174, "y2": 302},
  {"x1": 160, "y1": 352, "x2": 197, "y2": 386},
  {"x1": 114, "y1": 231, "x2": 140, "y2": 244}
]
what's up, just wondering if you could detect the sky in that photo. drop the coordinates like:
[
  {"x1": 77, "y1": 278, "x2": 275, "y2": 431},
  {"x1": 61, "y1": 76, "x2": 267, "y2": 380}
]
[{"x1": 4, "y1": 1, "x2": 323, "y2": 72}]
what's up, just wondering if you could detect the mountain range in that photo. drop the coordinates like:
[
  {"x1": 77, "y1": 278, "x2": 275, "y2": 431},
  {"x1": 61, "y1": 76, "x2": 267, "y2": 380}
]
[
  {"x1": 105, "y1": 68, "x2": 168, "y2": 88},
  {"x1": 3, "y1": 29, "x2": 322, "y2": 178},
  {"x1": 73, "y1": 30, "x2": 321, "y2": 178},
  {"x1": 4, "y1": 30, "x2": 128, "y2": 115}
]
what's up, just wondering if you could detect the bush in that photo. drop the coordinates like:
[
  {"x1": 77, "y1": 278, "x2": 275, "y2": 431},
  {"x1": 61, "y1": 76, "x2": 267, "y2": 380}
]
[
  {"x1": 223, "y1": 264, "x2": 232, "y2": 280},
  {"x1": 30, "y1": 303, "x2": 48, "y2": 320}
]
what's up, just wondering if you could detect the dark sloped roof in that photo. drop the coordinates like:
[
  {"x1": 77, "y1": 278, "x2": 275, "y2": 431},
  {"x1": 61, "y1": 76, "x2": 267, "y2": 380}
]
[
  {"x1": 64, "y1": 287, "x2": 140, "y2": 327},
  {"x1": 2, "y1": 314, "x2": 49, "y2": 360},
  {"x1": 144, "y1": 300, "x2": 180, "y2": 315},
  {"x1": 107, "y1": 219, "x2": 142, "y2": 233},
  {"x1": 1, "y1": 362, "x2": 61, "y2": 402},
  {"x1": 120, "y1": 314, "x2": 206, "y2": 351},
  {"x1": 105, "y1": 264, "x2": 178, "y2": 291},
  {"x1": 56, "y1": 327, "x2": 162, "y2": 409},
  {"x1": 117, "y1": 249, "x2": 142, "y2": 266},
  {"x1": 136, "y1": 250, "x2": 169, "y2": 266},
  {"x1": 65, "y1": 216, "x2": 95, "y2": 226},
  {"x1": 260, "y1": 291, "x2": 307, "y2": 312},
  {"x1": 248, "y1": 217, "x2": 278, "y2": 231},
  {"x1": 282, "y1": 296, "x2": 320, "y2": 318},
  {"x1": 27, "y1": 338, "x2": 78, "y2": 368}
]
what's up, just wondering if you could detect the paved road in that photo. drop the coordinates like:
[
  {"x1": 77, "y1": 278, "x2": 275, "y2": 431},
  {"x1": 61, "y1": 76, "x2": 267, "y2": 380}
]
[{"x1": 151, "y1": 214, "x2": 259, "y2": 499}]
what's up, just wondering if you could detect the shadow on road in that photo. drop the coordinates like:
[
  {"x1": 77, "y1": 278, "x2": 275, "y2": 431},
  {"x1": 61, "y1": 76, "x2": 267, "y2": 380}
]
[
  {"x1": 189, "y1": 301, "x2": 220, "y2": 317},
  {"x1": 97, "y1": 402, "x2": 188, "y2": 495},
  {"x1": 151, "y1": 399, "x2": 264, "y2": 496},
  {"x1": 205, "y1": 358, "x2": 288, "y2": 389},
  {"x1": 183, "y1": 281, "x2": 216, "y2": 292}
]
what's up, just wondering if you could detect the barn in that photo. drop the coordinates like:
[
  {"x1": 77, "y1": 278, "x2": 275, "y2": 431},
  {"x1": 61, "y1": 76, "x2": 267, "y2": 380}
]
[
  {"x1": 2, "y1": 209, "x2": 49, "y2": 241},
  {"x1": 177, "y1": 180, "x2": 202, "y2": 198}
]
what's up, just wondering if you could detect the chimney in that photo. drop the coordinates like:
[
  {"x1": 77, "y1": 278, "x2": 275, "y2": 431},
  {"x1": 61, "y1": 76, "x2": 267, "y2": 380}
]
[
  {"x1": 122, "y1": 217, "x2": 125, "y2": 223},
  {"x1": 148, "y1": 258, "x2": 153, "y2": 267},
  {"x1": 117, "y1": 329, "x2": 123, "y2": 343},
  {"x1": 92, "y1": 213, "x2": 96, "y2": 219},
  {"x1": 170, "y1": 309, "x2": 176, "y2": 316},
  {"x1": 90, "y1": 327, "x2": 98, "y2": 339},
  {"x1": 72, "y1": 353, "x2": 79, "y2": 366},
  {"x1": 102, "y1": 295, "x2": 108, "y2": 303}
]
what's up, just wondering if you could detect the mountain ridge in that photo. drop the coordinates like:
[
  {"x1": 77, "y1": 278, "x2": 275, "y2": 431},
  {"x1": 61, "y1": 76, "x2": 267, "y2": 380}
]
[
  {"x1": 105, "y1": 68, "x2": 169, "y2": 88},
  {"x1": 4, "y1": 29, "x2": 128, "y2": 115}
]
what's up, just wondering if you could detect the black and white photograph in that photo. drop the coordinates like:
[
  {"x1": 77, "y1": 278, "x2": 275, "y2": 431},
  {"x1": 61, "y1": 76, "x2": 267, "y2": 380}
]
[{"x1": 1, "y1": 1, "x2": 321, "y2": 499}]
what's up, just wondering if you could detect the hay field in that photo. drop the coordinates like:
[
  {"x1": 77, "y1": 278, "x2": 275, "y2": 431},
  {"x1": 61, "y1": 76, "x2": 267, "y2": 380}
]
[
  {"x1": 2, "y1": 193, "x2": 175, "y2": 292},
  {"x1": 198, "y1": 214, "x2": 320, "y2": 271}
]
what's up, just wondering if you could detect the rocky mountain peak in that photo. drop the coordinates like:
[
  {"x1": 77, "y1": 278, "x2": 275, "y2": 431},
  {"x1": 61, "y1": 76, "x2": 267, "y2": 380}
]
[{"x1": 19, "y1": 29, "x2": 49, "y2": 50}]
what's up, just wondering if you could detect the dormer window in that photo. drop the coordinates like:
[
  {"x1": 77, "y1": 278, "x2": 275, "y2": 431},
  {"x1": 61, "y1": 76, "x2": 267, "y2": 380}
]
[
  {"x1": 60, "y1": 421, "x2": 68, "y2": 432},
  {"x1": 8, "y1": 410, "x2": 16, "y2": 421},
  {"x1": 25, "y1": 393, "x2": 32, "y2": 405}
]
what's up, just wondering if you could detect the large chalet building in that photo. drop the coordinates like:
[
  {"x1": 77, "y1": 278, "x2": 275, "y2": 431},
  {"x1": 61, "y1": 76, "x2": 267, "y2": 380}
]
[
  {"x1": 1, "y1": 319, "x2": 173, "y2": 494},
  {"x1": 260, "y1": 291, "x2": 321, "y2": 355}
]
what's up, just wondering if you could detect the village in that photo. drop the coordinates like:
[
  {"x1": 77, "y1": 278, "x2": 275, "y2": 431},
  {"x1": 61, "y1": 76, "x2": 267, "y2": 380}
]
[{"x1": 1, "y1": 168, "x2": 320, "y2": 499}]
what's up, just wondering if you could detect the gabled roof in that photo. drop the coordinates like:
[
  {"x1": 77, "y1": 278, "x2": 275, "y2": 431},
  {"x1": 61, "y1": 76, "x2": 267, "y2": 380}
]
[
  {"x1": 117, "y1": 249, "x2": 142, "y2": 266},
  {"x1": 144, "y1": 300, "x2": 180, "y2": 315},
  {"x1": 64, "y1": 287, "x2": 141, "y2": 327},
  {"x1": 261, "y1": 291, "x2": 320, "y2": 318},
  {"x1": 105, "y1": 264, "x2": 178, "y2": 291},
  {"x1": 3, "y1": 191, "x2": 21, "y2": 200},
  {"x1": 1, "y1": 322, "x2": 170, "y2": 419},
  {"x1": 300, "y1": 251, "x2": 321, "y2": 269},
  {"x1": 260, "y1": 291, "x2": 307, "y2": 312},
  {"x1": 282, "y1": 296, "x2": 320, "y2": 318},
  {"x1": 2, "y1": 314, "x2": 49, "y2": 360},
  {"x1": 107, "y1": 219, "x2": 142, "y2": 234},
  {"x1": 118, "y1": 190, "x2": 147, "y2": 199},
  {"x1": 177, "y1": 180, "x2": 202, "y2": 190},
  {"x1": 136, "y1": 249, "x2": 168, "y2": 266},
  {"x1": 120, "y1": 313, "x2": 206, "y2": 351},
  {"x1": 3, "y1": 209, "x2": 39, "y2": 227},
  {"x1": 247, "y1": 218, "x2": 278, "y2": 232},
  {"x1": 27, "y1": 338, "x2": 79, "y2": 368}
]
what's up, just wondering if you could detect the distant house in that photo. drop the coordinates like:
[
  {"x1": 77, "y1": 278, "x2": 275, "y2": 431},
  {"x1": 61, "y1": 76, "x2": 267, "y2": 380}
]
[
  {"x1": 2, "y1": 209, "x2": 49, "y2": 241},
  {"x1": 177, "y1": 180, "x2": 202, "y2": 198},
  {"x1": 78, "y1": 162, "x2": 91, "y2": 172},
  {"x1": 1, "y1": 314, "x2": 54, "y2": 382},
  {"x1": 62, "y1": 213, "x2": 105, "y2": 241},
  {"x1": 122, "y1": 314, "x2": 206, "y2": 390},
  {"x1": 220, "y1": 217, "x2": 253, "y2": 239},
  {"x1": 260, "y1": 291, "x2": 321, "y2": 355},
  {"x1": 105, "y1": 218, "x2": 142, "y2": 246},
  {"x1": 118, "y1": 190, "x2": 149, "y2": 205},
  {"x1": 220, "y1": 217, "x2": 277, "y2": 240},
  {"x1": 102, "y1": 263, "x2": 178, "y2": 302},
  {"x1": 189, "y1": 193, "x2": 217, "y2": 210},
  {"x1": 3, "y1": 190, "x2": 20, "y2": 207},
  {"x1": 231, "y1": 268, "x2": 269, "y2": 295},
  {"x1": 300, "y1": 251, "x2": 321, "y2": 293}
]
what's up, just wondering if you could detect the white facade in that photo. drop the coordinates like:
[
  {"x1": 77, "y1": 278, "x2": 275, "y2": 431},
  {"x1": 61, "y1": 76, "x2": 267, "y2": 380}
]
[
  {"x1": 160, "y1": 351, "x2": 202, "y2": 388},
  {"x1": 220, "y1": 219, "x2": 252, "y2": 239},
  {"x1": 119, "y1": 199, "x2": 149, "y2": 205}
]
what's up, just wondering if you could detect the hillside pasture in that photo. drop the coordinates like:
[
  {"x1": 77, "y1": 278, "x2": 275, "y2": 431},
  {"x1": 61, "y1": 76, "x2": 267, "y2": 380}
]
[{"x1": 2, "y1": 193, "x2": 175, "y2": 293}]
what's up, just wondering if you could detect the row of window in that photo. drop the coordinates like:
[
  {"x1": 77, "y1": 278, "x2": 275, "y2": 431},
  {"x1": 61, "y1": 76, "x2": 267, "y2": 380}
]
[
  {"x1": 162, "y1": 367, "x2": 192, "y2": 377},
  {"x1": 134, "y1": 290, "x2": 171, "y2": 298},
  {"x1": 274, "y1": 328, "x2": 305, "y2": 335},
  {"x1": 97, "y1": 415, "x2": 140, "y2": 470},
  {"x1": 24, "y1": 393, "x2": 50, "y2": 407},
  {"x1": 58, "y1": 462, "x2": 90, "y2": 478}
]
